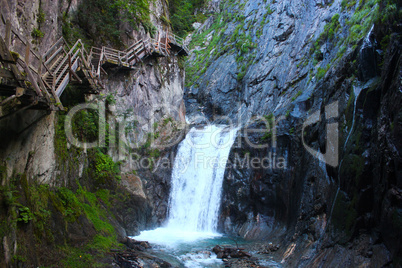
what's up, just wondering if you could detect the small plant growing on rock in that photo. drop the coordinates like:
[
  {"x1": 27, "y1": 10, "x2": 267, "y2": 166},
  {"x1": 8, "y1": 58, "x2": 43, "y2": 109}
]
[
  {"x1": 17, "y1": 205, "x2": 33, "y2": 223},
  {"x1": 37, "y1": 8, "x2": 45, "y2": 24},
  {"x1": 31, "y1": 28, "x2": 44, "y2": 39}
]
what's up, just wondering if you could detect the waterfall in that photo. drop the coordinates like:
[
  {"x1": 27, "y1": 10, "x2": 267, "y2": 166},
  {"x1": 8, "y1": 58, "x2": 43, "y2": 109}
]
[
  {"x1": 343, "y1": 83, "x2": 364, "y2": 150},
  {"x1": 133, "y1": 125, "x2": 238, "y2": 246},
  {"x1": 167, "y1": 125, "x2": 238, "y2": 232}
]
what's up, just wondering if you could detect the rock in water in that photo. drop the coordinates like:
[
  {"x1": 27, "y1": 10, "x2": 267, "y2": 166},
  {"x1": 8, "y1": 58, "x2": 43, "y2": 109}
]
[{"x1": 213, "y1": 245, "x2": 252, "y2": 259}]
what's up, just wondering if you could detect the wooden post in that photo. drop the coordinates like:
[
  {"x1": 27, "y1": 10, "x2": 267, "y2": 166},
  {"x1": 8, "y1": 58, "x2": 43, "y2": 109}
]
[
  {"x1": 37, "y1": 55, "x2": 52, "y2": 101},
  {"x1": 38, "y1": 56, "x2": 43, "y2": 75},
  {"x1": 5, "y1": 20, "x2": 11, "y2": 49},
  {"x1": 22, "y1": 64, "x2": 43, "y2": 97},
  {"x1": 68, "y1": 53, "x2": 72, "y2": 80},
  {"x1": 51, "y1": 75, "x2": 63, "y2": 110},
  {"x1": 25, "y1": 42, "x2": 30, "y2": 65}
]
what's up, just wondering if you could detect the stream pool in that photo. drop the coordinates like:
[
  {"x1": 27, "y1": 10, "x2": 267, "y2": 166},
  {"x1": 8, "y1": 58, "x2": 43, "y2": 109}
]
[{"x1": 132, "y1": 229, "x2": 281, "y2": 267}]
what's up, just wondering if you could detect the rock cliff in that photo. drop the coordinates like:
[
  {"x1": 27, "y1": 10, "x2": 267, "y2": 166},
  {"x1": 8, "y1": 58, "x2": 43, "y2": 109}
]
[
  {"x1": 0, "y1": 0, "x2": 186, "y2": 266},
  {"x1": 185, "y1": 0, "x2": 401, "y2": 265}
]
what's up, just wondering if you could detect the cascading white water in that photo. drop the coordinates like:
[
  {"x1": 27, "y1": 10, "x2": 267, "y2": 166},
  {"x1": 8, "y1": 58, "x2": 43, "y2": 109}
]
[
  {"x1": 133, "y1": 125, "x2": 238, "y2": 247},
  {"x1": 167, "y1": 125, "x2": 237, "y2": 232}
]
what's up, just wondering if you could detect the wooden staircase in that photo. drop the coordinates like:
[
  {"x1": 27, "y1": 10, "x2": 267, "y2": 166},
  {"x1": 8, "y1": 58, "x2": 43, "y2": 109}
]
[{"x1": 0, "y1": 10, "x2": 189, "y2": 117}]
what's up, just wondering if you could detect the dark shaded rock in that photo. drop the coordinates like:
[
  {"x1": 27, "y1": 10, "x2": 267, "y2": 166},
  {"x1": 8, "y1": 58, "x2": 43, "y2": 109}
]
[
  {"x1": 259, "y1": 242, "x2": 280, "y2": 254},
  {"x1": 213, "y1": 245, "x2": 252, "y2": 259},
  {"x1": 274, "y1": 24, "x2": 295, "y2": 42},
  {"x1": 114, "y1": 249, "x2": 173, "y2": 268},
  {"x1": 124, "y1": 238, "x2": 151, "y2": 251}
]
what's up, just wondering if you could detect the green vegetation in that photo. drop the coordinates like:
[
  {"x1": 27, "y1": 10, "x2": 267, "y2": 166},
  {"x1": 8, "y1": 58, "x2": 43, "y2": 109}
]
[
  {"x1": 377, "y1": 0, "x2": 401, "y2": 51},
  {"x1": 32, "y1": 5, "x2": 46, "y2": 40},
  {"x1": 256, "y1": 4, "x2": 274, "y2": 38},
  {"x1": 37, "y1": 8, "x2": 45, "y2": 24},
  {"x1": 305, "y1": 0, "x2": 402, "y2": 83},
  {"x1": 16, "y1": 205, "x2": 33, "y2": 223},
  {"x1": 310, "y1": 13, "x2": 340, "y2": 64},
  {"x1": 341, "y1": 0, "x2": 356, "y2": 10},
  {"x1": 106, "y1": 94, "x2": 116, "y2": 105},
  {"x1": 31, "y1": 28, "x2": 44, "y2": 39},
  {"x1": 332, "y1": 191, "x2": 358, "y2": 239},
  {"x1": 169, "y1": 0, "x2": 207, "y2": 37},
  {"x1": 344, "y1": 0, "x2": 379, "y2": 46},
  {"x1": 94, "y1": 150, "x2": 121, "y2": 184},
  {"x1": 262, "y1": 113, "x2": 275, "y2": 141},
  {"x1": 71, "y1": 109, "x2": 99, "y2": 143},
  {"x1": 316, "y1": 64, "x2": 330, "y2": 80},
  {"x1": 63, "y1": 0, "x2": 154, "y2": 47},
  {"x1": 0, "y1": 172, "x2": 125, "y2": 267},
  {"x1": 289, "y1": 127, "x2": 295, "y2": 135},
  {"x1": 291, "y1": 90, "x2": 302, "y2": 101},
  {"x1": 186, "y1": 0, "x2": 259, "y2": 86}
]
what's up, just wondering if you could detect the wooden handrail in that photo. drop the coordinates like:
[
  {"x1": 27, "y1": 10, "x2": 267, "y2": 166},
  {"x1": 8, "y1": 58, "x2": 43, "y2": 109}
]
[
  {"x1": 16, "y1": 58, "x2": 43, "y2": 97},
  {"x1": 43, "y1": 37, "x2": 65, "y2": 59},
  {"x1": 1, "y1": 19, "x2": 189, "y2": 111},
  {"x1": 45, "y1": 46, "x2": 64, "y2": 66}
]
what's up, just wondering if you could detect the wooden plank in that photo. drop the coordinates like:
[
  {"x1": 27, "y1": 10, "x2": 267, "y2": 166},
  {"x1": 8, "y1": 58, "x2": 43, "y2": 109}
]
[
  {"x1": 125, "y1": 40, "x2": 142, "y2": 52},
  {"x1": 44, "y1": 46, "x2": 63, "y2": 66},
  {"x1": 68, "y1": 54, "x2": 72, "y2": 81},
  {"x1": 51, "y1": 76, "x2": 63, "y2": 109},
  {"x1": 25, "y1": 42, "x2": 30, "y2": 65},
  {"x1": 0, "y1": 94, "x2": 16, "y2": 106},
  {"x1": 28, "y1": 64, "x2": 39, "y2": 75},
  {"x1": 43, "y1": 37, "x2": 64, "y2": 59},
  {"x1": 0, "y1": 36, "x2": 26, "y2": 85},
  {"x1": 38, "y1": 76, "x2": 51, "y2": 99},
  {"x1": 19, "y1": 59, "x2": 43, "y2": 97},
  {"x1": 56, "y1": 73, "x2": 70, "y2": 97},
  {"x1": 53, "y1": 54, "x2": 68, "y2": 75},
  {"x1": 69, "y1": 58, "x2": 82, "y2": 83},
  {"x1": 38, "y1": 56, "x2": 42, "y2": 75},
  {"x1": 55, "y1": 63, "x2": 69, "y2": 85}
]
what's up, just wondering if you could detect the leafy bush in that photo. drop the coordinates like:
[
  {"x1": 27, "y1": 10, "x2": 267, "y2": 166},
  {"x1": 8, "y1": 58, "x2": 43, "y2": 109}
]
[
  {"x1": 94, "y1": 151, "x2": 120, "y2": 183},
  {"x1": 169, "y1": 0, "x2": 206, "y2": 37},
  {"x1": 31, "y1": 28, "x2": 44, "y2": 38},
  {"x1": 72, "y1": 0, "x2": 153, "y2": 47},
  {"x1": 37, "y1": 8, "x2": 45, "y2": 24},
  {"x1": 54, "y1": 187, "x2": 83, "y2": 221},
  {"x1": 17, "y1": 205, "x2": 33, "y2": 223},
  {"x1": 106, "y1": 94, "x2": 116, "y2": 105},
  {"x1": 72, "y1": 109, "x2": 99, "y2": 143},
  {"x1": 341, "y1": 0, "x2": 357, "y2": 10}
]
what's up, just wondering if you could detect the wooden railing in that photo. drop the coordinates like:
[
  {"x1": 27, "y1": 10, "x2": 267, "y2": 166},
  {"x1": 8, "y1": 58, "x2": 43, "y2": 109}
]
[{"x1": 0, "y1": 2, "x2": 188, "y2": 112}]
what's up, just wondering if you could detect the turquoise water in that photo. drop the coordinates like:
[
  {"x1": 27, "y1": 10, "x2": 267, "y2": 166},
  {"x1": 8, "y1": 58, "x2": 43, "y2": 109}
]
[{"x1": 133, "y1": 233, "x2": 281, "y2": 267}]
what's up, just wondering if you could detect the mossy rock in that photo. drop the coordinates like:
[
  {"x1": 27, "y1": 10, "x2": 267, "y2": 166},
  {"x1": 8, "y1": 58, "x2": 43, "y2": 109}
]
[
  {"x1": 10, "y1": 51, "x2": 20, "y2": 61},
  {"x1": 332, "y1": 190, "x2": 358, "y2": 241}
]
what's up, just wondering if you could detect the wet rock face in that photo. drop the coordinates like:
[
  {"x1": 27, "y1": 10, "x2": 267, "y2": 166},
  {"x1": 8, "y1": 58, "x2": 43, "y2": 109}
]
[
  {"x1": 218, "y1": 121, "x2": 291, "y2": 239},
  {"x1": 106, "y1": 56, "x2": 185, "y2": 128},
  {"x1": 187, "y1": 0, "x2": 401, "y2": 264},
  {"x1": 0, "y1": 1, "x2": 186, "y2": 264},
  {"x1": 185, "y1": 0, "x2": 340, "y2": 121}
]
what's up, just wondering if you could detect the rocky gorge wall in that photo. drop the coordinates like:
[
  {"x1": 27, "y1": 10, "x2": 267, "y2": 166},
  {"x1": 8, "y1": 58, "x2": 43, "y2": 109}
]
[
  {"x1": 185, "y1": 0, "x2": 401, "y2": 266},
  {"x1": 0, "y1": 0, "x2": 186, "y2": 266}
]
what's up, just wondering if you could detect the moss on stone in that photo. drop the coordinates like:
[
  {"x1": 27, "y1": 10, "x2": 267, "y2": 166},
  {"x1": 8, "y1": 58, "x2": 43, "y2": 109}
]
[{"x1": 332, "y1": 191, "x2": 358, "y2": 239}]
